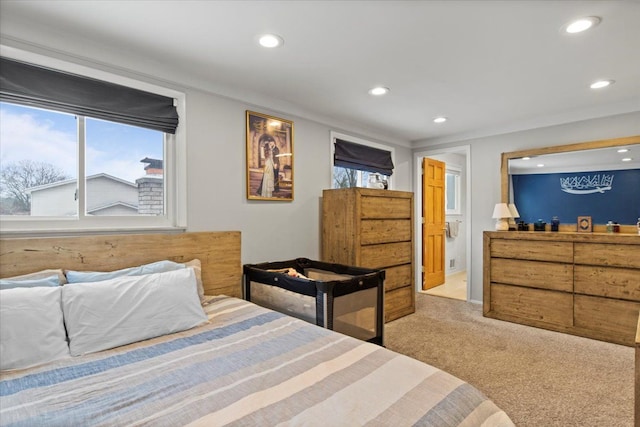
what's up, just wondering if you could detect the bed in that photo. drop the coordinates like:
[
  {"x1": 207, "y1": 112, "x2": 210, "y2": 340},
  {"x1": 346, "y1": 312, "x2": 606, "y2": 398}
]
[{"x1": 0, "y1": 231, "x2": 514, "y2": 426}]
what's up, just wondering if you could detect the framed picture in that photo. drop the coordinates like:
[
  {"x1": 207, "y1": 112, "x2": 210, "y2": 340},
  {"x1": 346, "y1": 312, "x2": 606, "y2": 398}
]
[
  {"x1": 246, "y1": 111, "x2": 294, "y2": 201},
  {"x1": 577, "y1": 216, "x2": 592, "y2": 233}
]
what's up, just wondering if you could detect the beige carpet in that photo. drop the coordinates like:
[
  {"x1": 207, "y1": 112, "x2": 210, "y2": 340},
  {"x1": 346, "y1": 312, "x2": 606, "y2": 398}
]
[{"x1": 385, "y1": 293, "x2": 635, "y2": 427}]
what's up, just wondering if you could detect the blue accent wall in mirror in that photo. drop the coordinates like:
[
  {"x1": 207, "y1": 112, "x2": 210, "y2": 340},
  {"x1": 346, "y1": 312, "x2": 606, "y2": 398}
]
[{"x1": 512, "y1": 168, "x2": 640, "y2": 225}]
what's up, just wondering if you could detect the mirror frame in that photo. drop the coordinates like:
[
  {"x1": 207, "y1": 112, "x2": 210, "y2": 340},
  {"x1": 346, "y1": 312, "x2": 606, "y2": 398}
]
[{"x1": 501, "y1": 134, "x2": 640, "y2": 233}]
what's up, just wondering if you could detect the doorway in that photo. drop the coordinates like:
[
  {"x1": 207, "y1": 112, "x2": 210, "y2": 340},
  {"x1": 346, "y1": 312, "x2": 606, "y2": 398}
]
[
  {"x1": 422, "y1": 157, "x2": 446, "y2": 290},
  {"x1": 413, "y1": 146, "x2": 470, "y2": 301}
]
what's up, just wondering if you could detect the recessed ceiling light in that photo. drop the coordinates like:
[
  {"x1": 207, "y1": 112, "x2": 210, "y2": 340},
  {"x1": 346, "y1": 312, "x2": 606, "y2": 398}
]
[
  {"x1": 563, "y1": 16, "x2": 601, "y2": 34},
  {"x1": 622, "y1": 157, "x2": 633, "y2": 162},
  {"x1": 258, "y1": 34, "x2": 284, "y2": 48},
  {"x1": 617, "y1": 148, "x2": 629, "y2": 153},
  {"x1": 590, "y1": 79, "x2": 614, "y2": 89},
  {"x1": 368, "y1": 86, "x2": 389, "y2": 96},
  {"x1": 433, "y1": 116, "x2": 447, "y2": 124},
  {"x1": 537, "y1": 164, "x2": 545, "y2": 168}
]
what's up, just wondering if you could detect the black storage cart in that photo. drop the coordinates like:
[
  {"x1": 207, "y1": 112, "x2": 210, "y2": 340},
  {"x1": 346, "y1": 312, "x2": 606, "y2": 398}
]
[{"x1": 243, "y1": 258, "x2": 384, "y2": 346}]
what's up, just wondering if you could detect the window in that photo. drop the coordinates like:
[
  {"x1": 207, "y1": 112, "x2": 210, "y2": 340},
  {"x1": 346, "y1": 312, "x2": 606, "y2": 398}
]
[
  {"x1": 330, "y1": 132, "x2": 395, "y2": 190},
  {"x1": 445, "y1": 168, "x2": 461, "y2": 215},
  {"x1": 0, "y1": 52, "x2": 186, "y2": 233}
]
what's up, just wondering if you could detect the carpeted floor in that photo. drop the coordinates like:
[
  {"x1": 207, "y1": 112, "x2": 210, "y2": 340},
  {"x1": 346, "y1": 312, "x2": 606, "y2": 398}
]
[{"x1": 384, "y1": 293, "x2": 634, "y2": 427}]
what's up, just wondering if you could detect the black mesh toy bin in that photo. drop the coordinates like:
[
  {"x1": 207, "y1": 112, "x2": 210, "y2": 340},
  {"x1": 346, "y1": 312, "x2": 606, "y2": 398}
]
[{"x1": 243, "y1": 258, "x2": 384, "y2": 345}]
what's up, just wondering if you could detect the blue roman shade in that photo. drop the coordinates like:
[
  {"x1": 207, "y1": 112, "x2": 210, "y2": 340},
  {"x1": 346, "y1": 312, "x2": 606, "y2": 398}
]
[
  {"x1": 0, "y1": 57, "x2": 179, "y2": 134},
  {"x1": 334, "y1": 139, "x2": 394, "y2": 176}
]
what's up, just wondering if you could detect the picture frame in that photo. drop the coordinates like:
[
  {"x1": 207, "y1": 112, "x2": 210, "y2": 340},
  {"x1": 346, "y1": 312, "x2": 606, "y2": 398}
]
[
  {"x1": 577, "y1": 216, "x2": 592, "y2": 233},
  {"x1": 246, "y1": 111, "x2": 294, "y2": 201}
]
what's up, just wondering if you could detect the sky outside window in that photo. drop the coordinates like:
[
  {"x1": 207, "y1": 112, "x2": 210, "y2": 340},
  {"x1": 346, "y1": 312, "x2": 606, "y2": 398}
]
[
  {"x1": 0, "y1": 102, "x2": 77, "y2": 179},
  {"x1": 1, "y1": 102, "x2": 163, "y2": 183},
  {"x1": 1, "y1": 102, "x2": 165, "y2": 217}
]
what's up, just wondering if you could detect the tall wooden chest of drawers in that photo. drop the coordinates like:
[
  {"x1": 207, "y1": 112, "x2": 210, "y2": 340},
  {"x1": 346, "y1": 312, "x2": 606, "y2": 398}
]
[
  {"x1": 322, "y1": 188, "x2": 415, "y2": 322},
  {"x1": 484, "y1": 231, "x2": 640, "y2": 346}
]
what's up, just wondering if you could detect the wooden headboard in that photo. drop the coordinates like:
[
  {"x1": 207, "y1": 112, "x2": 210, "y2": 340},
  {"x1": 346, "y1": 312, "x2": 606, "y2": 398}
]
[{"x1": 0, "y1": 231, "x2": 242, "y2": 298}]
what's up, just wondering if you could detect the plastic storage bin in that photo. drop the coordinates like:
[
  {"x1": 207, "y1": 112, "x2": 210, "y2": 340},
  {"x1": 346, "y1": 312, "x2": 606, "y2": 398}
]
[{"x1": 243, "y1": 258, "x2": 384, "y2": 345}]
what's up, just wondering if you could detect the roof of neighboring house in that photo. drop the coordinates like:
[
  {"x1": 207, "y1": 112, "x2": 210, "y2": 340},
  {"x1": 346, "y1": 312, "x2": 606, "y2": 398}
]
[
  {"x1": 88, "y1": 201, "x2": 138, "y2": 214},
  {"x1": 141, "y1": 157, "x2": 162, "y2": 170},
  {"x1": 26, "y1": 173, "x2": 137, "y2": 194}
]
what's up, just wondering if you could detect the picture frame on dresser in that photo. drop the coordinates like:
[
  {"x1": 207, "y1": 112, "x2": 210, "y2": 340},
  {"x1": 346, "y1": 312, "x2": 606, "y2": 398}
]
[
  {"x1": 246, "y1": 110, "x2": 294, "y2": 201},
  {"x1": 577, "y1": 216, "x2": 592, "y2": 232}
]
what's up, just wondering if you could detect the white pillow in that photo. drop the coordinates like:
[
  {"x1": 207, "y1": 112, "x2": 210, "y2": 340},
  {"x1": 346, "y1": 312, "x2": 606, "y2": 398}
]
[
  {"x1": 65, "y1": 260, "x2": 184, "y2": 283},
  {"x1": 66, "y1": 259, "x2": 205, "y2": 303},
  {"x1": 0, "y1": 275, "x2": 60, "y2": 290},
  {"x1": 62, "y1": 268, "x2": 208, "y2": 356},
  {"x1": 0, "y1": 287, "x2": 70, "y2": 371},
  {"x1": 0, "y1": 269, "x2": 67, "y2": 289}
]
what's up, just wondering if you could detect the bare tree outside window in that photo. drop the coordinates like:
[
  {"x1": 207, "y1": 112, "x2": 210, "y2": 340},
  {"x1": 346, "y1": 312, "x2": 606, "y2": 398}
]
[
  {"x1": 0, "y1": 160, "x2": 69, "y2": 214},
  {"x1": 333, "y1": 167, "x2": 358, "y2": 188}
]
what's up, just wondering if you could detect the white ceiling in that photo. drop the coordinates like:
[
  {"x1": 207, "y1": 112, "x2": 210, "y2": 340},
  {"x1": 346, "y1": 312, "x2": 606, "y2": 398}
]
[
  {"x1": 1, "y1": 1, "x2": 639, "y2": 146},
  {"x1": 508, "y1": 143, "x2": 640, "y2": 174}
]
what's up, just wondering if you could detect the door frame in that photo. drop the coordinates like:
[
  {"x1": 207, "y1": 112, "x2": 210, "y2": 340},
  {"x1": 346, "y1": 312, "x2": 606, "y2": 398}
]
[{"x1": 413, "y1": 145, "x2": 471, "y2": 301}]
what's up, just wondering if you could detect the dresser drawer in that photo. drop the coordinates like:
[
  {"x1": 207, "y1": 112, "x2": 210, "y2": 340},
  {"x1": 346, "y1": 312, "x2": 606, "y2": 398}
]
[
  {"x1": 360, "y1": 242, "x2": 412, "y2": 269},
  {"x1": 484, "y1": 231, "x2": 640, "y2": 347},
  {"x1": 574, "y1": 265, "x2": 640, "y2": 301},
  {"x1": 324, "y1": 188, "x2": 414, "y2": 323},
  {"x1": 574, "y1": 295, "x2": 640, "y2": 345},
  {"x1": 491, "y1": 258, "x2": 573, "y2": 292},
  {"x1": 385, "y1": 285, "x2": 415, "y2": 322},
  {"x1": 490, "y1": 283, "x2": 573, "y2": 327},
  {"x1": 361, "y1": 219, "x2": 411, "y2": 245},
  {"x1": 384, "y1": 264, "x2": 412, "y2": 292},
  {"x1": 491, "y1": 239, "x2": 573, "y2": 263},
  {"x1": 361, "y1": 196, "x2": 411, "y2": 219},
  {"x1": 575, "y1": 243, "x2": 640, "y2": 268}
]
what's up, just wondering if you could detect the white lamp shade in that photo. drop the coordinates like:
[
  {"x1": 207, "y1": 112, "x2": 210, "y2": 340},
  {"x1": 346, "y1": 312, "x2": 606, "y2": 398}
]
[
  {"x1": 492, "y1": 203, "x2": 512, "y2": 231},
  {"x1": 508, "y1": 203, "x2": 520, "y2": 218},
  {"x1": 492, "y1": 203, "x2": 512, "y2": 219}
]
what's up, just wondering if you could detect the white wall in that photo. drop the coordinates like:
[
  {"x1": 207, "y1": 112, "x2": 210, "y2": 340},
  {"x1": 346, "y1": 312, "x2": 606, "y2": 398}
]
[
  {"x1": 177, "y1": 90, "x2": 413, "y2": 264},
  {"x1": 4, "y1": 36, "x2": 638, "y2": 303},
  {"x1": 0, "y1": 37, "x2": 413, "y2": 277},
  {"x1": 413, "y1": 111, "x2": 640, "y2": 302}
]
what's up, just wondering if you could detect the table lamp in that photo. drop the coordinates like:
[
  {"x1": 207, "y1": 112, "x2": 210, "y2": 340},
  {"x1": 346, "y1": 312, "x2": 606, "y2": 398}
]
[
  {"x1": 492, "y1": 203, "x2": 512, "y2": 231},
  {"x1": 508, "y1": 203, "x2": 520, "y2": 230}
]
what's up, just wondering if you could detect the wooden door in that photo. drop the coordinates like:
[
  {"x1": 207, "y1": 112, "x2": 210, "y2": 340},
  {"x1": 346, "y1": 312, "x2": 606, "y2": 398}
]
[{"x1": 422, "y1": 158, "x2": 445, "y2": 289}]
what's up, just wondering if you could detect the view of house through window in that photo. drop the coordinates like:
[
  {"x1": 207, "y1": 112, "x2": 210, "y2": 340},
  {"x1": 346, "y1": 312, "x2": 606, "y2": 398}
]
[
  {"x1": 0, "y1": 102, "x2": 164, "y2": 217},
  {"x1": 333, "y1": 167, "x2": 389, "y2": 189}
]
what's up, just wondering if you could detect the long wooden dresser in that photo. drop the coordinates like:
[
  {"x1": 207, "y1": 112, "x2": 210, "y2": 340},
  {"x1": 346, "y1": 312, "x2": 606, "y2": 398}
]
[
  {"x1": 484, "y1": 231, "x2": 640, "y2": 346},
  {"x1": 322, "y1": 188, "x2": 415, "y2": 322}
]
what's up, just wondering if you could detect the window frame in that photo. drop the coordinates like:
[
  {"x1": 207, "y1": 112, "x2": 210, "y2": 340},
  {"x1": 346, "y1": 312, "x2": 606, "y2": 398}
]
[
  {"x1": 0, "y1": 46, "x2": 187, "y2": 235},
  {"x1": 445, "y1": 166, "x2": 462, "y2": 215},
  {"x1": 329, "y1": 131, "x2": 395, "y2": 190}
]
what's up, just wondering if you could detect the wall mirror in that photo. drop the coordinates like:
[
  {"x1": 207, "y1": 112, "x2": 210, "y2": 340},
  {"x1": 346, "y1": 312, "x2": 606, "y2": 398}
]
[{"x1": 501, "y1": 135, "x2": 640, "y2": 233}]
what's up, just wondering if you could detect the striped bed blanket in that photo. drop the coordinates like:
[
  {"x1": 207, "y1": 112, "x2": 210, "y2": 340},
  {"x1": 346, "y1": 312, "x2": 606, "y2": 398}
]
[{"x1": 0, "y1": 296, "x2": 514, "y2": 426}]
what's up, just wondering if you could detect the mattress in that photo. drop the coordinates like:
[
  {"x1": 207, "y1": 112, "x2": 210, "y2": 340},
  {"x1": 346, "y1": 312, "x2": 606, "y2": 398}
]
[{"x1": 0, "y1": 296, "x2": 514, "y2": 426}]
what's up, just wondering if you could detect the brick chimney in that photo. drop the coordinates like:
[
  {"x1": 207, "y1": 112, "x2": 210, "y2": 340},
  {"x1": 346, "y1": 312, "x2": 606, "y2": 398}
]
[{"x1": 136, "y1": 157, "x2": 163, "y2": 215}]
